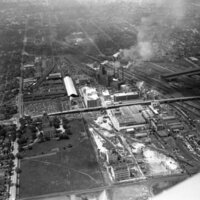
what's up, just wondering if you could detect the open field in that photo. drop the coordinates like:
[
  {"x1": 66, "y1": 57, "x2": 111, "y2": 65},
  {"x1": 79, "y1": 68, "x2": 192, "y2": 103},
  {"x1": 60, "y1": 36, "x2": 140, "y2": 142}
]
[
  {"x1": 21, "y1": 139, "x2": 71, "y2": 158},
  {"x1": 20, "y1": 119, "x2": 105, "y2": 198}
]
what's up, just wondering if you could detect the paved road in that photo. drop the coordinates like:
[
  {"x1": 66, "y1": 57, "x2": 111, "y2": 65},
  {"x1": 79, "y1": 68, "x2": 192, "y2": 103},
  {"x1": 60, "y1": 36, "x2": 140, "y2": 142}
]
[
  {"x1": 8, "y1": 16, "x2": 28, "y2": 200},
  {"x1": 9, "y1": 140, "x2": 19, "y2": 200}
]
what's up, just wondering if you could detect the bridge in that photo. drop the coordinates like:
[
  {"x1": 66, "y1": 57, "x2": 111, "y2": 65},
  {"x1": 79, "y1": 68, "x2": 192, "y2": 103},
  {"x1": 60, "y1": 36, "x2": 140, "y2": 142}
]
[
  {"x1": 162, "y1": 68, "x2": 200, "y2": 80},
  {"x1": 35, "y1": 96, "x2": 200, "y2": 117}
]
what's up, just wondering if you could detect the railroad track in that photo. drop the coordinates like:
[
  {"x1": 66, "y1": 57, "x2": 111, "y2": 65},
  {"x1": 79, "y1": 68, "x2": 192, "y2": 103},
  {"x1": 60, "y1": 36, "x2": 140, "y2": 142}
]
[
  {"x1": 174, "y1": 102, "x2": 200, "y2": 118},
  {"x1": 183, "y1": 101, "x2": 200, "y2": 110},
  {"x1": 123, "y1": 68, "x2": 200, "y2": 119}
]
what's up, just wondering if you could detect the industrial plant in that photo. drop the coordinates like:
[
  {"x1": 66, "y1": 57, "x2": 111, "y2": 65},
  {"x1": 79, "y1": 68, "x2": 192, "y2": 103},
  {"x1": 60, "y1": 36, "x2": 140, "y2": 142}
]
[{"x1": 0, "y1": 0, "x2": 200, "y2": 200}]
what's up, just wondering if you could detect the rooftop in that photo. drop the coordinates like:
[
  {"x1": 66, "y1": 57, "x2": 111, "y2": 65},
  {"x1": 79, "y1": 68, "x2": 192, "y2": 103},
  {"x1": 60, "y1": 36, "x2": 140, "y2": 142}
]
[
  {"x1": 114, "y1": 92, "x2": 139, "y2": 97},
  {"x1": 102, "y1": 90, "x2": 110, "y2": 96},
  {"x1": 82, "y1": 86, "x2": 99, "y2": 100}
]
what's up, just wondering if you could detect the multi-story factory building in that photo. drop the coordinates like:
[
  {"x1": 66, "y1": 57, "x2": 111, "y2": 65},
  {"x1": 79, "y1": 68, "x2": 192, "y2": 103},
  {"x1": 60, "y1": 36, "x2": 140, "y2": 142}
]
[{"x1": 81, "y1": 86, "x2": 101, "y2": 108}]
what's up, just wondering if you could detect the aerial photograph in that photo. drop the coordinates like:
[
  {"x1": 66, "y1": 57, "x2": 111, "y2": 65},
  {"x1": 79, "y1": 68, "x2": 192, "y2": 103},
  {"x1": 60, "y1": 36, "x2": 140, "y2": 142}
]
[{"x1": 0, "y1": 0, "x2": 200, "y2": 199}]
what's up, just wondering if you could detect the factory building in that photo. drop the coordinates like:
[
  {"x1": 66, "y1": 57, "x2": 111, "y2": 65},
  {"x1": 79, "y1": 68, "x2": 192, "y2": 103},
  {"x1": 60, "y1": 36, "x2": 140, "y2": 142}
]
[
  {"x1": 63, "y1": 76, "x2": 78, "y2": 97},
  {"x1": 151, "y1": 112, "x2": 184, "y2": 137},
  {"x1": 120, "y1": 84, "x2": 130, "y2": 92},
  {"x1": 134, "y1": 132, "x2": 148, "y2": 138},
  {"x1": 81, "y1": 86, "x2": 101, "y2": 108},
  {"x1": 117, "y1": 113, "x2": 146, "y2": 127},
  {"x1": 142, "y1": 109, "x2": 154, "y2": 122},
  {"x1": 150, "y1": 117, "x2": 169, "y2": 137},
  {"x1": 114, "y1": 92, "x2": 139, "y2": 102},
  {"x1": 97, "y1": 64, "x2": 112, "y2": 87},
  {"x1": 102, "y1": 89, "x2": 110, "y2": 101},
  {"x1": 74, "y1": 74, "x2": 91, "y2": 85},
  {"x1": 109, "y1": 106, "x2": 146, "y2": 130}
]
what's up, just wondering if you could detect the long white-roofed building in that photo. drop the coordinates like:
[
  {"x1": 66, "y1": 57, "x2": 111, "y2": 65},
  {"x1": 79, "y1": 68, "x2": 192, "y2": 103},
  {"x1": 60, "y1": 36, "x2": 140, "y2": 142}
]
[{"x1": 63, "y1": 76, "x2": 78, "y2": 97}]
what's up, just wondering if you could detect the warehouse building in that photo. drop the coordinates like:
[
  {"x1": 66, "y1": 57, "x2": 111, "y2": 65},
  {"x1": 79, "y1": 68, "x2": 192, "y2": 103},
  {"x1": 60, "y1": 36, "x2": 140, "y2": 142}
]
[
  {"x1": 47, "y1": 72, "x2": 62, "y2": 80},
  {"x1": 117, "y1": 113, "x2": 146, "y2": 127},
  {"x1": 109, "y1": 106, "x2": 146, "y2": 130},
  {"x1": 63, "y1": 76, "x2": 78, "y2": 97}
]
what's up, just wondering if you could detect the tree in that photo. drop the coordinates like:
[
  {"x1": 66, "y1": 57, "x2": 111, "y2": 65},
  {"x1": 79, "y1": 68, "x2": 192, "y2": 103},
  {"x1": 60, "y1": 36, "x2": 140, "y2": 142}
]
[
  {"x1": 9, "y1": 153, "x2": 15, "y2": 160},
  {"x1": 18, "y1": 146, "x2": 23, "y2": 152},
  {"x1": 15, "y1": 167, "x2": 22, "y2": 174},
  {"x1": 16, "y1": 130, "x2": 22, "y2": 138},
  {"x1": 15, "y1": 153, "x2": 23, "y2": 159},
  {"x1": 53, "y1": 117, "x2": 60, "y2": 128},
  {"x1": 30, "y1": 125, "x2": 37, "y2": 133},
  {"x1": 62, "y1": 117, "x2": 69, "y2": 125},
  {"x1": 34, "y1": 117, "x2": 42, "y2": 124},
  {"x1": 0, "y1": 128, "x2": 6, "y2": 138},
  {"x1": 19, "y1": 117, "x2": 26, "y2": 127},
  {"x1": 28, "y1": 145, "x2": 32, "y2": 150},
  {"x1": 65, "y1": 128, "x2": 72, "y2": 135},
  {"x1": 44, "y1": 136, "x2": 50, "y2": 141},
  {"x1": 59, "y1": 134, "x2": 69, "y2": 140},
  {"x1": 25, "y1": 115, "x2": 32, "y2": 124},
  {"x1": 10, "y1": 131, "x2": 16, "y2": 142},
  {"x1": 63, "y1": 124, "x2": 70, "y2": 130},
  {"x1": 17, "y1": 136, "x2": 28, "y2": 145},
  {"x1": 8, "y1": 160, "x2": 14, "y2": 168},
  {"x1": 31, "y1": 132, "x2": 37, "y2": 140}
]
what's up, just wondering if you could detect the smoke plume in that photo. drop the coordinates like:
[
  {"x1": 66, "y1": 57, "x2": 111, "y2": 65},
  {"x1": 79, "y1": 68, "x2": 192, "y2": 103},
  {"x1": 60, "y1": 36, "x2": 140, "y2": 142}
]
[{"x1": 120, "y1": 0, "x2": 187, "y2": 61}]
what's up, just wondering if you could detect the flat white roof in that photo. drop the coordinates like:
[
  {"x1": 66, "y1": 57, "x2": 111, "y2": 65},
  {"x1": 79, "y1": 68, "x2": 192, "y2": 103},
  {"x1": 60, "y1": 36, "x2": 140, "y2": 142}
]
[
  {"x1": 24, "y1": 64, "x2": 34, "y2": 68},
  {"x1": 49, "y1": 72, "x2": 61, "y2": 76},
  {"x1": 102, "y1": 90, "x2": 110, "y2": 96},
  {"x1": 82, "y1": 86, "x2": 99, "y2": 100},
  {"x1": 114, "y1": 92, "x2": 138, "y2": 97}
]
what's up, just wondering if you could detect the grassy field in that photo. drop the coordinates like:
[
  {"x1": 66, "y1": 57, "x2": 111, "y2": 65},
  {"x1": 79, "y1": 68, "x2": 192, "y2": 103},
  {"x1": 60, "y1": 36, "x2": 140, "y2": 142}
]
[
  {"x1": 19, "y1": 119, "x2": 105, "y2": 198},
  {"x1": 22, "y1": 139, "x2": 74, "y2": 157}
]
